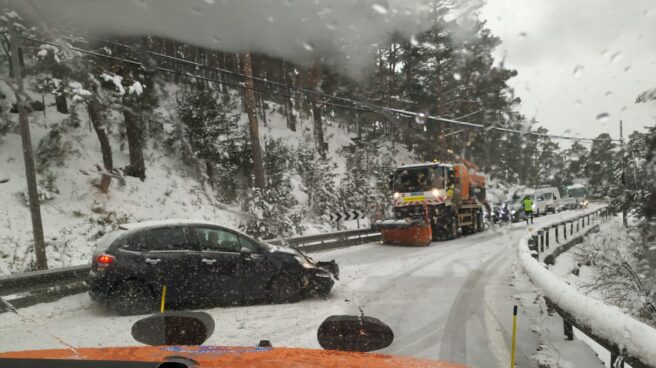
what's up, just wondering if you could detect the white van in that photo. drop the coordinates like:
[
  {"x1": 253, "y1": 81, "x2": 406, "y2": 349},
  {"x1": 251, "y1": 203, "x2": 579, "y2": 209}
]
[{"x1": 534, "y1": 187, "x2": 561, "y2": 215}]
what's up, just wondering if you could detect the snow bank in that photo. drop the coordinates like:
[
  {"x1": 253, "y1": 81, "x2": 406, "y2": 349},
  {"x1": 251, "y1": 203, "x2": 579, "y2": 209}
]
[{"x1": 518, "y1": 208, "x2": 656, "y2": 366}]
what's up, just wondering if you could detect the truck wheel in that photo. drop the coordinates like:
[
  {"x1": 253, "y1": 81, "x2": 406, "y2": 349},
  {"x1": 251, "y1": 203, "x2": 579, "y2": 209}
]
[
  {"x1": 448, "y1": 216, "x2": 459, "y2": 240},
  {"x1": 476, "y1": 211, "x2": 484, "y2": 232}
]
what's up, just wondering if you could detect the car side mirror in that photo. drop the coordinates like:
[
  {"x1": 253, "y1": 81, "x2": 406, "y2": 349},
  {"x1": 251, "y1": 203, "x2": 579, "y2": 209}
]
[{"x1": 240, "y1": 247, "x2": 252, "y2": 259}]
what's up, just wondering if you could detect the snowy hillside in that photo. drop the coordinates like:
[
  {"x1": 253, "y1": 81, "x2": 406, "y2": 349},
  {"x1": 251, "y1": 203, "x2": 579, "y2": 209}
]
[{"x1": 0, "y1": 81, "x2": 417, "y2": 275}]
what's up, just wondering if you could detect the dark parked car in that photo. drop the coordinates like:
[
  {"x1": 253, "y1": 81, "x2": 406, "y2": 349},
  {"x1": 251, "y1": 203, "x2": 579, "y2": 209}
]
[{"x1": 89, "y1": 220, "x2": 338, "y2": 315}]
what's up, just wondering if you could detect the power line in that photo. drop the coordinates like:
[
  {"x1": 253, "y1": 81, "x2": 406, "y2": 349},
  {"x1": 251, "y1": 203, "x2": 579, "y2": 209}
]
[{"x1": 22, "y1": 31, "x2": 619, "y2": 143}]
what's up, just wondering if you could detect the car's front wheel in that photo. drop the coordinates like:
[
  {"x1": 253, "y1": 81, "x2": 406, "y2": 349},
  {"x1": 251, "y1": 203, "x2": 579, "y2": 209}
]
[
  {"x1": 268, "y1": 273, "x2": 302, "y2": 304},
  {"x1": 110, "y1": 280, "x2": 156, "y2": 316}
]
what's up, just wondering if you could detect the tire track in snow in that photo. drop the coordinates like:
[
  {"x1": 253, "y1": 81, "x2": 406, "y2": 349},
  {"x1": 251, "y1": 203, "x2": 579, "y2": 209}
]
[{"x1": 438, "y1": 250, "x2": 507, "y2": 364}]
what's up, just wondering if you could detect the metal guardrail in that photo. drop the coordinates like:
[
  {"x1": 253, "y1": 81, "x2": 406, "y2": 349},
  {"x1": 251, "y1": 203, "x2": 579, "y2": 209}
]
[
  {"x1": 265, "y1": 228, "x2": 381, "y2": 252},
  {"x1": 0, "y1": 229, "x2": 380, "y2": 313},
  {"x1": 521, "y1": 207, "x2": 656, "y2": 368}
]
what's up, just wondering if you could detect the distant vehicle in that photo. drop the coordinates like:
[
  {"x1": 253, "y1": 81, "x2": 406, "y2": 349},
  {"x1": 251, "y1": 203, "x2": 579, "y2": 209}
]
[
  {"x1": 89, "y1": 220, "x2": 338, "y2": 315},
  {"x1": 509, "y1": 199, "x2": 527, "y2": 222},
  {"x1": 566, "y1": 184, "x2": 589, "y2": 208},
  {"x1": 535, "y1": 187, "x2": 561, "y2": 214},
  {"x1": 558, "y1": 197, "x2": 579, "y2": 211}
]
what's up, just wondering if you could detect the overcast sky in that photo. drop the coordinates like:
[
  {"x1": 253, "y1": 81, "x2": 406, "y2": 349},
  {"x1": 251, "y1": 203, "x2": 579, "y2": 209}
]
[
  {"x1": 482, "y1": 0, "x2": 656, "y2": 140},
  {"x1": 13, "y1": 0, "x2": 656, "y2": 140}
]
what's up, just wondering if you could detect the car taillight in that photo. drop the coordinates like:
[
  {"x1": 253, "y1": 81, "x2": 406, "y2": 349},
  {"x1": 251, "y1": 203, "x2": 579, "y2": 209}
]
[{"x1": 96, "y1": 254, "x2": 115, "y2": 269}]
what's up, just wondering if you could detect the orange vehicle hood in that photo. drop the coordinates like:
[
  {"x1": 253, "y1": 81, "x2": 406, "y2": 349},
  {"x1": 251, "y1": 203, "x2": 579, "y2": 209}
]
[{"x1": 0, "y1": 345, "x2": 467, "y2": 368}]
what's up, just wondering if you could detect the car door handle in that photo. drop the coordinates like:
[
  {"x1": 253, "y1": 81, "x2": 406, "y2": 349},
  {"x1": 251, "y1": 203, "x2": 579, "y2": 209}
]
[
  {"x1": 145, "y1": 258, "x2": 161, "y2": 265},
  {"x1": 201, "y1": 258, "x2": 217, "y2": 265}
]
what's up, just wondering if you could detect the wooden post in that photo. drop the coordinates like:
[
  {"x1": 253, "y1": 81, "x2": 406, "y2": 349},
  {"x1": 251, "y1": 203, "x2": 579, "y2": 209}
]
[{"x1": 10, "y1": 25, "x2": 48, "y2": 270}]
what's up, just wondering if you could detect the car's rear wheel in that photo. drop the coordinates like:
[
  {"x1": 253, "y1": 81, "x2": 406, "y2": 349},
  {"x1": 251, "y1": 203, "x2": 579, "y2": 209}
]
[
  {"x1": 110, "y1": 280, "x2": 156, "y2": 316},
  {"x1": 268, "y1": 273, "x2": 302, "y2": 304}
]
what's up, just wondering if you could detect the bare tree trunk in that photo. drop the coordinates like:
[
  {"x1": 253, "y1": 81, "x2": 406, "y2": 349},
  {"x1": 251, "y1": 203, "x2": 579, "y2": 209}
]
[
  {"x1": 87, "y1": 99, "x2": 113, "y2": 193},
  {"x1": 241, "y1": 52, "x2": 266, "y2": 190},
  {"x1": 123, "y1": 108, "x2": 146, "y2": 180},
  {"x1": 309, "y1": 61, "x2": 326, "y2": 157},
  {"x1": 282, "y1": 60, "x2": 296, "y2": 131},
  {"x1": 205, "y1": 160, "x2": 215, "y2": 188},
  {"x1": 10, "y1": 27, "x2": 48, "y2": 270}
]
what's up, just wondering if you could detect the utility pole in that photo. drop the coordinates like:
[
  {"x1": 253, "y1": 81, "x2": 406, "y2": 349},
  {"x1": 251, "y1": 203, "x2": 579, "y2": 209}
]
[
  {"x1": 9, "y1": 24, "x2": 48, "y2": 270},
  {"x1": 620, "y1": 120, "x2": 627, "y2": 227},
  {"x1": 240, "y1": 52, "x2": 266, "y2": 190}
]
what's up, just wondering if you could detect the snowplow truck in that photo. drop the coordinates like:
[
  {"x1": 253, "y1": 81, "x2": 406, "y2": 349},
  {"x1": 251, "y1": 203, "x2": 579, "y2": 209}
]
[{"x1": 373, "y1": 161, "x2": 487, "y2": 246}]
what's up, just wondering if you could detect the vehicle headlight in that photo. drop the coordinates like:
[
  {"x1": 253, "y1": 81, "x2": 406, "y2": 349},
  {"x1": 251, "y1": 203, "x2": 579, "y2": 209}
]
[
  {"x1": 393, "y1": 192, "x2": 401, "y2": 199},
  {"x1": 532, "y1": 204, "x2": 536, "y2": 210},
  {"x1": 431, "y1": 188, "x2": 442, "y2": 197}
]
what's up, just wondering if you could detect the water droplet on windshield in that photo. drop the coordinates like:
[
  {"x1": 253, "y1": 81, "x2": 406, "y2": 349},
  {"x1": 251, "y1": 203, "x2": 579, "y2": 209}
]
[
  {"x1": 302, "y1": 42, "x2": 315, "y2": 52},
  {"x1": 610, "y1": 51, "x2": 622, "y2": 63},
  {"x1": 624, "y1": 66, "x2": 632, "y2": 72},
  {"x1": 519, "y1": 32, "x2": 527, "y2": 37},
  {"x1": 596, "y1": 112, "x2": 610, "y2": 123},
  {"x1": 211, "y1": 36, "x2": 222, "y2": 44},
  {"x1": 453, "y1": 73, "x2": 462, "y2": 81},
  {"x1": 204, "y1": 0, "x2": 215, "y2": 4},
  {"x1": 605, "y1": 91, "x2": 612, "y2": 97},
  {"x1": 575, "y1": 99, "x2": 583, "y2": 106},
  {"x1": 267, "y1": 16, "x2": 274, "y2": 22},
  {"x1": 573, "y1": 65, "x2": 584, "y2": 77},
  {"x1": 410, "y1": 35, "x2": 419, "y2": 46},
  {"x1": 372, "y1": 2, "x2": 389, "y2": 15}
]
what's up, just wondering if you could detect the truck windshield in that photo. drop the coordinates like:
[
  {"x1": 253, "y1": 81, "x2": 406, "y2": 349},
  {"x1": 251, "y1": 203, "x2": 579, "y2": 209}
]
[{"x1": 392, "y1": 167, "x2": 443, "y2": 192}]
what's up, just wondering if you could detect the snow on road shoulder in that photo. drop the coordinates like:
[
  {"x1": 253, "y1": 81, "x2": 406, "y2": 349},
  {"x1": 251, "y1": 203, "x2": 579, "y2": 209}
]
[{"x1": 517, "y1": 209, "x2": 656, "y2": 367}]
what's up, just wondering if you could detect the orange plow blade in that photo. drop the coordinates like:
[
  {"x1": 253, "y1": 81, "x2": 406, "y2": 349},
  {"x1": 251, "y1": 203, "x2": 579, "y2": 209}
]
[{"x1": 373, "y1": 219, "x2": 432, "y2": 247}]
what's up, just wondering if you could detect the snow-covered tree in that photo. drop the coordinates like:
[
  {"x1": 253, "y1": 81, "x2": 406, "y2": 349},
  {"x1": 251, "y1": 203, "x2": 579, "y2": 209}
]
[
  {"x1": 240, "y1": 139, "x2": 301, "y2": 239},
  {"x1": 295, "y1": 145, "x2": 340, "y2": 218},
  {"x1": 176, "y1": 82, "x2": 241, "y2": 192}
]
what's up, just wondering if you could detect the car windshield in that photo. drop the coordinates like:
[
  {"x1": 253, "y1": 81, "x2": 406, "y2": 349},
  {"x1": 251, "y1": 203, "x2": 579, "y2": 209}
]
[{"x1": 1, "y1": 1, "x2": 655, "y2": 368}]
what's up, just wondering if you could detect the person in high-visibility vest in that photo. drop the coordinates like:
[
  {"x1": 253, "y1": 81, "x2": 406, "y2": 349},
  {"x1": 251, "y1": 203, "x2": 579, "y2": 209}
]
[
  {"x1": 446, "y1": 185, "x2": 455, "y2": 200},
  {"x1": 522, "y1": 196, "x2": 534, "y2": 224}
]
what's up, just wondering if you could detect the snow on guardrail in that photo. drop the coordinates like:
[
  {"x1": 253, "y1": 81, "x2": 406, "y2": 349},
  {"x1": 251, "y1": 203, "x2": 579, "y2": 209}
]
[{"x1": 518, "y1": 207, "x2": 656, "y2": 367}]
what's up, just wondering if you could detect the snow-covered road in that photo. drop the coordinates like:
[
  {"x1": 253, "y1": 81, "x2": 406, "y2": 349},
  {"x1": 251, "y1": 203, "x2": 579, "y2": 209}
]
[{"x1": 0, "y1": 210, "x2": 601, "y2": 367}]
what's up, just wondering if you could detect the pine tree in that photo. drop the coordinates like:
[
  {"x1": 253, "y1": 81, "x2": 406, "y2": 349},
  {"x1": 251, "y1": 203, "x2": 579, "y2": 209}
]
[
  {"x1": 339, "y1": 142, "x2": 372, "y2": 213},
  {"x1": 586, "y1": 133, "x2": 618, "y2": 198},
  {"x1": 240, "y1": 139, "x2": 300, "y2": 239},
  {"x1": 562, "y1": 141, "x2": 590, "y2": 187},
  {"x1": 176, "y1": 82, "x2": 241, "y2": 193},
  {"x1": 296, "y1": 145, "x2": 340, "y2": 218}
]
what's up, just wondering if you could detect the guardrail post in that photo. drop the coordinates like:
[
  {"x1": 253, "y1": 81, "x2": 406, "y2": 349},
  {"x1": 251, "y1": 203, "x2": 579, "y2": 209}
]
[
  {"x1": 563, "y1": 319, "x2": 574, "y2": 341},
  {"x1": 554, "y1": 225, "x2": 559, "y2": 243},
  {"x1": 576, "y1": 218, "x2": 580, "y2": 233},
  {"x1": 610, "y1": 351, "x2": 625, "y2": 368},
  {"x1": 538, "y1": 231, "x2": 544, "y2": 252},
  {"x1": 570, "y1": 221, "x2": 574, "y2": 236},
  {"x1": 530, "y1": 236, "x2": 539, "y2": 260},
  {"x1": 545, "y1": 228, "x2": 550, "y2": 249},
  {"x1": 563, "y1": 223, "x2": 567, "y2": 240}
]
